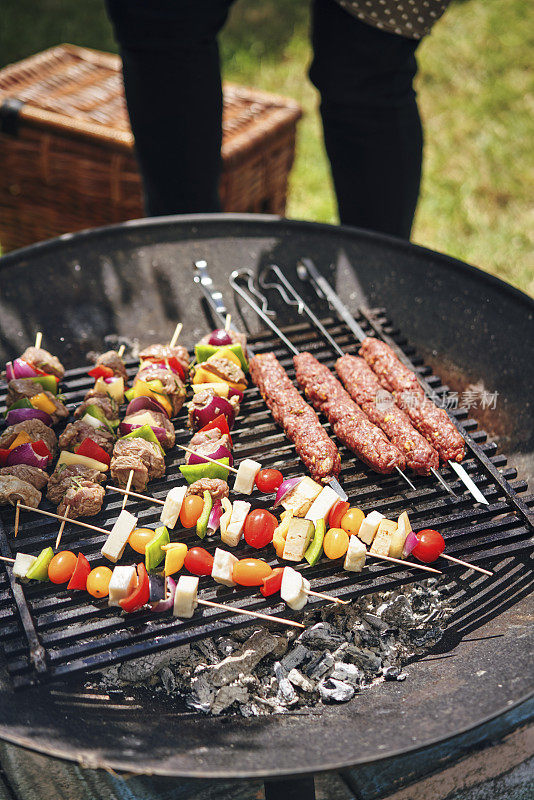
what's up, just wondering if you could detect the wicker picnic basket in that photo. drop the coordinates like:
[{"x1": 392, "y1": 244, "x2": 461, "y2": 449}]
[{"x1": 0, "y1": 44, "x2": 302, "y2": 252}]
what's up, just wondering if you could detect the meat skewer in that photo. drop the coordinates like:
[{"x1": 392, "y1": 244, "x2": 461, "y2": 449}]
[{"x1": 294, "y1": 259, "x2": 486, "y2": 502}]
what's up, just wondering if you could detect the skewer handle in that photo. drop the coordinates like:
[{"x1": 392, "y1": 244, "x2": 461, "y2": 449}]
[
  {"x1": 169, "y1": 322, "x2": 183, "y2": 348},
  {"x1": 17, "y1": 504, "x2": 108, "y2": 535},
  {"x1": 368, "y1": 552, "x2": 442, "y2": 575},
  {"x1": 0, "y1": 556, "x2": 16, "y2": 563},
  {"x1": 224, "y1": 314, "x2": 231, "y2": 332},
  {"x1": 117, "y1": 344, "x2": 126, "y2": 358},
  {"x1": 176, "y1": 443, "x2": 239, "y2": 474},
  {"x1": 122, "y1": 471, "x2": 134, "y2": 510},
  {"x1": 14, "y1": 500, "x2": 21, "y2": 537},
  {"x1": 55, "y1": 505, "x2": 70, "y2": 550},
  {"x1": 107, "y1": 486, "x2": 166, "y2": 506},
  {"x1": 305, "y1": 589, "x2": 349, "y2": 605},
  {"x1": 197, "y1": 598, "x2": 305, "y2": 629},
  {"x1": 34, "y1": 331, "x2": 42, "y2": 349},
  {"x1": 442, "y1": 553, "x2": 493, "y2": 576}
]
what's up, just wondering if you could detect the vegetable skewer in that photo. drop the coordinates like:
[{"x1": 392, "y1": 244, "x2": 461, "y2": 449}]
[{"x1": 55, "y1": 504, "x2": 70, "y2": 549}]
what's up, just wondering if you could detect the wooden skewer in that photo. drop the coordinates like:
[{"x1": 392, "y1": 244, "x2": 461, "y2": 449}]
[
  {"x1": 169, "y1": 322, "x2": 183, "y2": 348},
  {"x1": 117, "y1": 344, "x2": 125, "y2": 358},
  {"x1": 441, "y1": 553, "x2": 493, "y2": 577},
  {"x1": 0, "y1": 556, "x2": 16, "y2": 563},
  {"x1": 122, "y1": 470, "x2": 134, "y2": 510},
  {"x1": 304, "y1": 589, "x2": 349, "y2": 605},
  {"x1": 14, "y1": 501, "x2": 21, "y2": 537},
  {"x1": 34, "y1": 331, "x2": 42, "y2": 349},
  {"x1": 197, "y1": 597, "x2": 304, "y2": 629},
  {"x1": 224, "y1": 314, "x2": 231, "y2": 332},
  {"x1": 17, "y1": 504, "x2": 108, "y2": 535},
  {"x1": 176, "y1": 443, "x2": 239, "y2": 474},
  {"x1": 55, "y1": 505, "x2": 70, "y2": 549},
  {"x1": 107, "y1": 485, "x2": 165, "y2": 506},
  {"x1": 368, "y1": 552, "x2": 442, "y2": 575}
]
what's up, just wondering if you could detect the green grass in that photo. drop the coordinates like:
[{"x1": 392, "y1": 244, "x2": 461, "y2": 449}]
[{"x1": 1, "y1": 0, "x2": 532, "y2": 293}]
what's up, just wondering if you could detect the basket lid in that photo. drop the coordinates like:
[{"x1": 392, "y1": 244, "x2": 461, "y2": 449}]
[{"x1": 0, "y1": 44, "x2": 302, "y2": 157}]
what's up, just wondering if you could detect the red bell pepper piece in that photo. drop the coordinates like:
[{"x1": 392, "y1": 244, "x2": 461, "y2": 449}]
[
  {"x1": 88, "y1": 365, "x2": 114, "y2": 379},
  {"x1": 67, "y1": 553, "x2": 91, "y2": 590},
  {"x1": 119, "y1": 563, "x2": 149, "y2": 612},
  {"x1": 197, "y1": 413, "x2": 233, "y2": 448},
  {"x1": 31, "y1": 440, "x2": 52, "y2": 460},
  {"x1": 0, "y1": 449, "x2": 10, "y2": 467},
  {"x1": 260, "y1": 567, "x2": 284, "y2": 597},
  {"x1": 75, "y1": 437, "x2": 111, "y2": 466}
]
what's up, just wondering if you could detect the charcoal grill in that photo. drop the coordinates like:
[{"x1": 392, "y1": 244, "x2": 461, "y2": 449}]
[{"x1": 0, "y1": 214, "x2": 532, "y2": 783}]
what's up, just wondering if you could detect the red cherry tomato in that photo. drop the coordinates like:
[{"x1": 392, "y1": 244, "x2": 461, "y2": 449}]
[
  {"x1": 184, "y1": 546, "x2": 214, "y2": 576},
  {"x1": 255, "y1": 469, "x2": 284, "y2": 493},
  {"x1": 233, "y1": 558, "x2": 273, "y2": 586},
  {"x1": 328, "y1": 500, "x2": 350, "y2": 530},
  {"x1": 48, "y1": 550, "x2": 78, "y2": 584},
  {"x1": 180, "y1": 495, "x2": 205, "y2": 528},
  {"x1": 243, "y1": 509, "x2": 277, "y2": 549},
  {"x1": 412, "y1": 529, "x2": 445, "y2": 563}
]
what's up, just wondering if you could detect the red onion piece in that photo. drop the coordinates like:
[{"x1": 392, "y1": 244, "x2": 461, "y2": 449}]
[
  {"x1": 207, "y1": 501, "x2": 223, "y2": 534},
  {"x1": 6, "y1": 407, "x2": 53, "y2": 426},
  {"x1": 126, "y1": 396, "x2": 169, "y2": 418},
  {"x1": 228, "y1": 387, "x2": 244, "y2": 402},
  {"x1": 190, "y1": 396, "x2": 235, "y2": 431},
  {"x1": 12, "y1": 359, "x2": 40, "y2": 379},
  {"x1": 103, "y1": 376, "x2": 121, "y2": 384},
  {"x1": 187, "y1": 445, "x2": 233, "y2": 467},
  {"x1": 7, "y1": 443, "x2": 49, "y2": 469},
  {"x1": 402, "y1": 530, "x2": 418, "y2": 558},
  {"x1": 274, "y1": 476, "x2": 305, "y2": 507},
  {"x1": 151, "y1": 577, "x2": 176, "y2": 612},
  {"x1": 5, "y1": 362, "x2": 15, "y2": 382},
  {"x1": 208, "y1": 330, "x2": 232, "y2": 346}
]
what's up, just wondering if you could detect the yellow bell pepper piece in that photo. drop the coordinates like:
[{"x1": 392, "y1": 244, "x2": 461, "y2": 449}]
[
  {"x1": 30, "y1": 392, "x2": 57, "y2": 415},
  {"x1": 206, "y1": 348, "x2": 242, "y2": 368},
  {"x1": 164, "y1": 543, "x2": 188, "y2": 576},
  {"x1": 134, "y1": 380, "x2": 173, "y2": 417},
  {"x1": 192, "y1": 367, "x2": 228, "y2": 386},
  {"x1": 8, "y1": 431, "x2": 33, "y2": 450},
  {"x1": 272, "y1": 510, "x2": 293, "y2": 558}
]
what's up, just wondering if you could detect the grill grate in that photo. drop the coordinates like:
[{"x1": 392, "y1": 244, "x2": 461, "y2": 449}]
[{"x1": 1, "y1": 311, "x2": 532, "y2": 689}]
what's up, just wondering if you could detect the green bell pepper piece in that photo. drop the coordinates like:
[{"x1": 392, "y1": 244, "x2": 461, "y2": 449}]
[
  {"x1": 194, "y1": 342, "x2": 248, "y2": 373},
  {"x1": 28, "y1": 375, "x2": 58, "y2": 395},
  {"x1": 124, "y1": 388, "x2": 135, "y2": 402},
  {"x1": 4, "y1": 398, "x2": 33, "y2": 416},
  {"x1": 145, "y1": 526, "x2": 170, "y2": 572},
  {"x1": 121, "y1": 423, "x2": 165, "y2": 455},
  {"x1": 179, "y1": 458, "x2": 230, "y2": 485},
  {"x1": 84, "y1": 404, "x2": 119, "y2": 432},
  {"x1": 304, "y1": 519, "x2": 326, "y2": 566},
  {"x1": 25, "y1": 547, "x2": 54, "y2": 581},
  {"x1": 196, "y1": 491, "x2": 213, "y2": 539}
]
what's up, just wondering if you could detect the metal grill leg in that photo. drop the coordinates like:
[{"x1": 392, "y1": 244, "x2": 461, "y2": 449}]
[{"x1": 264, "y1": 776, "x2": 316, "y2": 800}]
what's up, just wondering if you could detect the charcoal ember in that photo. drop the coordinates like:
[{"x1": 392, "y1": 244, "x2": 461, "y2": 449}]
[
  {"x1": 305, "y1": 652, "x2": 335, "y2": 680},
  {"x1": 117, "y1": 646, "x2": 190, "y2": 683},
  {"x1": 331, "y1": 662, "x2": 363, "y2": 687},
  {"x1": 382, "y1": 666, "x2": 408, "y2": 681},
  {"x1": 287, "y1": 669, "x2": 315, "y2": 693},
  {"x1": 201, "y1": 630, "x2": 278, "y2": 687},
  {"x1": 274, "y1": 662, "x2": 298, "y2": 706},
  {"x1": 352, "y1": 622, "x2": 381, "y2": 650},
  {"x1": 318, "y1": 678, "x2": 355, "y2": 703},
  {"x1": 193, "y1": 639, "x2": 220, "y2": 664},
  {"x1": 297, "y1": 623, "x2": 345, "y2": 651},
  {"x1": 379, "y1": 595, "x2": 417, "y2": 628},
  {"x1": 332, "y1": 643, "x2": 382, "y2": 674},
  {"x1": 160, "y1": 666, "x2": 176, "y2": 694},
  {"x1": 186, "y1": 674, "x2": 215, "y2": 713},
  {"x1": 211, "y1": 684, "x2": 250, "y2": 715},
  {"x1": 279, "y1": 644, "x2": 311, "y2": 675},
  {"x1": 240, "y1": 703, "x2": 262, "y2": 718},
  {"x1": 217, "y1": 637, "x2": 240, "y2": 657},
  {"x1": 272, "y1": 635, "x2": 290, "y2": 659}
]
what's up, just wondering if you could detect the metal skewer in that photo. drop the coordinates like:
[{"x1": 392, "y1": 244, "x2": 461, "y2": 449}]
[
  {"x1": 297, "y1": 258, "x2": 486, "y2": 503},
  {"x1": 230, "y1": 268, "x2": 417, "y2": 493}
]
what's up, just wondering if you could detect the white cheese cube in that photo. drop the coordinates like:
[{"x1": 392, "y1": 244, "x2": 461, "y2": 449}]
[
  {"x1": 281, "y1": 567, "x2": 310, "y2": 610},
  {"x1": 305, "y1": 486, "x2": 339, "y2": 524},
  {"x1": 233, "y1": 458, "x2": 262, "y2": 495},
  {"x1": 211, "y1": 548, "x2": 238, "y2": 587},
  {"x1": 108, "y1": 565, "x2": 138, "y2": 606},
  {"x1": 160, "y1": 486, "x2": 187, "y2": 529},
  {"x1": 221, "y1": 500, "x2": 250, "y2": 547},
  {"x1": 357, "y1": 511, "x2": 384, "y2": 545},
  {"x1": 282, "y1": 518, "x2": 315, "y2": 562},
  {"x1": 101, "y1": 510, "x2": 138, "y2": 563},
  {"x1": 173, "y1": 575, "x2": 199, "y2": 618},
  {"x1": 389, "y1": 511, "x2": 412, "y2": 559},
  {"x1": 281, "y1": 477, "x2": 322, "y2": 517},
  {"x1": 369, "y1": 519, "x2": 396, "y2": 556},
  {"x1": 13, "y1": 553, "x2": 37, "y2": 580},
  {"x1": 344, "y1": 536, "x2": 367, "y2": 572}
]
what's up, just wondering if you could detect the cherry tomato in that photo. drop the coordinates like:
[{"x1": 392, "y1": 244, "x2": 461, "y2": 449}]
[
  {"x1": 86, "y1": 566, "x2": 113, "y2": 598},
  {"x1": 184, "y1": 546, "x2": 214, "y2": 576},
  {"x1": 48, "y1": 550, "x2": 77, "y2": 584},
  {"x1": 412, "y1": 529, "x2": 445, "y2": 563},
  {"x1": 340, "y1": 507, "x2": 365, "y2": 537},
  {"x1": 233, "y1": 558, "x2": 273, "y2": 586},
  {"x1": 180, "y1": 495, "x2": 205, "y2": 528},
  {"x1": 255, "y1": 469, "x2": 284, "y2": 493},
  {"x1": 128, "y1": 527, "x2": 156, "y2": 554},
  {"x1": 328, "y1": 500, "x2": 350, "y2": 530},
  {"x1": 243, "y1": 509, "x2": 277, "y2": 549},
  {"x1": 323, "y1": 528, "x2": 350, "y2": 559}
]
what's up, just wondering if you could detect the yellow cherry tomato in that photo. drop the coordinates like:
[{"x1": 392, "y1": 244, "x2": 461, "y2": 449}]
[
  {"x1": 323, "y1": 527, "x2": 350, "y2": 559},
  {"x1": 232, "y1": 558, "x2": 273, "y2": 587},
  {"x1": 340, "y1": 507, "x2": 365, "y2": 537},
  {"x1": 86, "y1": 566, "x2": 113, "y2": 598},
  {"x1": 164, "y1": 543, "x2": 188, "y2": 576},
  {"x1": 128, "y1": 527, "x2": 157, "y2": 554},
  {"x1": 180, "y1": 495, "x2": 205, "y2": 528}
]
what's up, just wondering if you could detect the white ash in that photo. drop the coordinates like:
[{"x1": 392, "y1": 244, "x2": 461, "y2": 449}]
[{"x1": 89, "y1": 579, "x2": 453, "y2": 716}]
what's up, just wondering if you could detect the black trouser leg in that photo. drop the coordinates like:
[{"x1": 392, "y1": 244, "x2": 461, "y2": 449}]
[
  {"x1": 310, "y1": 0, "x2": 423, "y2": 239},
  {"x1": 105, "y1": 0, "x2": 234, "y2": 216}
]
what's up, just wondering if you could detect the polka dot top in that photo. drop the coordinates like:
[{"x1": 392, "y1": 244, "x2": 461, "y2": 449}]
[{"x1": 335, "y1": 0, "x2": 450, "y2": 39}]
